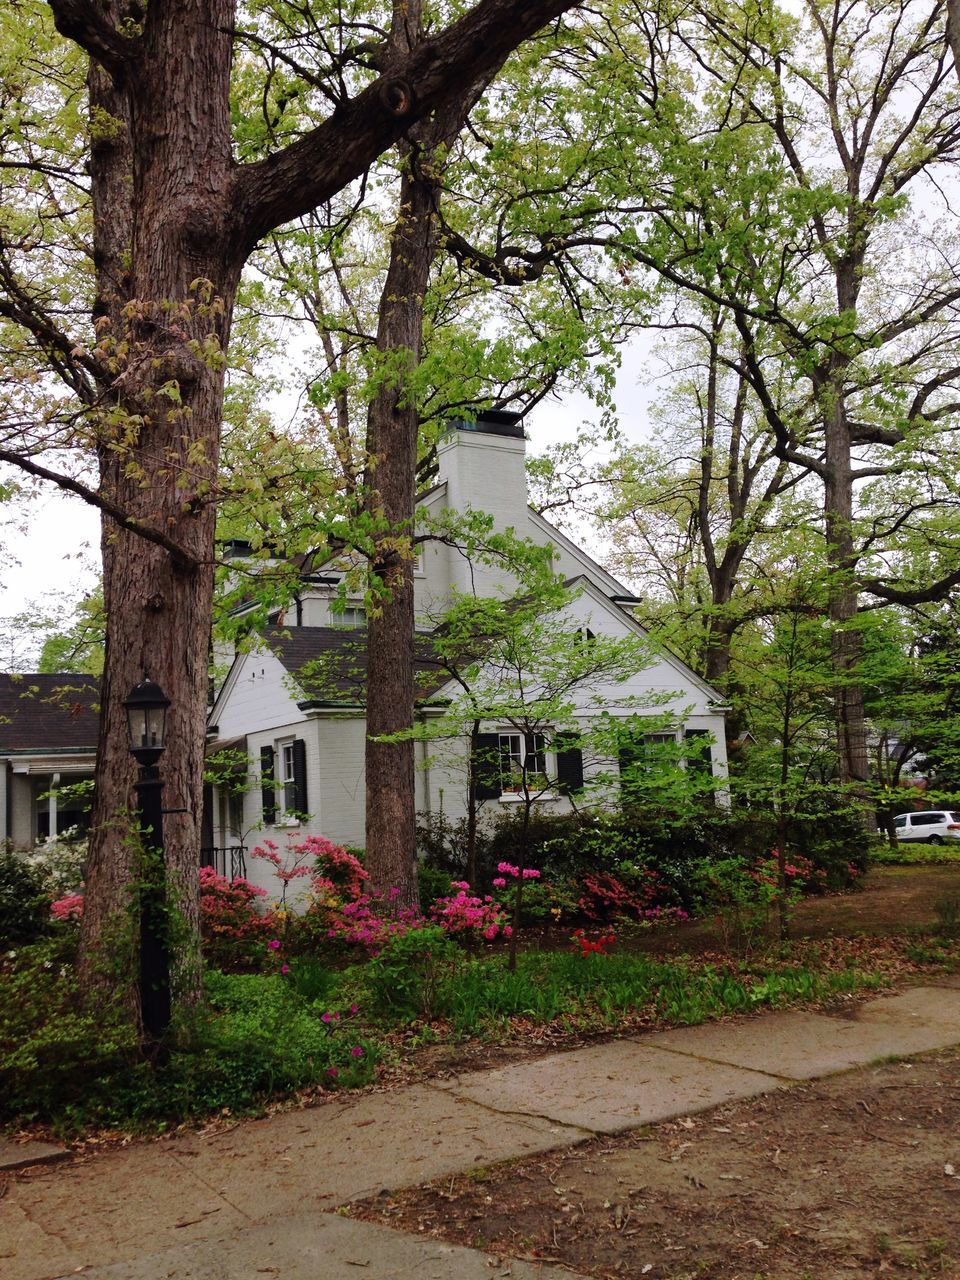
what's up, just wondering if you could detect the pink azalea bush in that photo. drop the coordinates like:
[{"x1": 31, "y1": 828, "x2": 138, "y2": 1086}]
[
  {"x1": 199, "y1": 866, "x2": 277, "y2": 970},
  {"x1": 251, "y1": 836, "x2": 367, "y2": 907},
  {"x1": 324, "y1": 887, "x2": 426, "y2": 952},
  {"x1": 429, "y1": 881, "x2": 511, "y2": 941},
  {"x1": 50, "y1": 894, "x2": 84, "y2": 923}
]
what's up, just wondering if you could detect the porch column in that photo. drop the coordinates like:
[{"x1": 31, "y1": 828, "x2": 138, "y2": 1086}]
[{"x1": 48, "y1": 772, "x2": 59, "y2": 839}]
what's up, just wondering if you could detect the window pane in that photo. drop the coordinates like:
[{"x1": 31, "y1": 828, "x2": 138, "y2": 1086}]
[{"x1": 282, "y1": 743, "x2": 296, "y2": 812}]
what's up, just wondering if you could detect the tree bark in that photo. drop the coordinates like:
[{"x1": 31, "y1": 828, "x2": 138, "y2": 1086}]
[
  {"x1": 79, "y1": 0, "x2": 237, "y2": 1003},
  {"x1": 821, "y1": 359, "x2": 871, "y2": 821},
  {"x1": 362, "y1": 3, "x2": 509, "y2": 906}
]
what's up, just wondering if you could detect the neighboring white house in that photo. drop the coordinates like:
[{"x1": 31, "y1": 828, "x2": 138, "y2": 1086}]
[
  {"x1": 0, "y1": 674, "x2": 98, "y2": 849},
  {"x1": 204, "y1": 412, "x2": 730, "y2": 893}
]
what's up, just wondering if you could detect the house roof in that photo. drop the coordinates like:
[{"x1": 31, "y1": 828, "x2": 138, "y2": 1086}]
[
  {"x1": 259, "y1": 626, "x2": 450, "y2": 706},
  {"x1": 0, "y1": 674, "x2": 100, "y2": 753}
]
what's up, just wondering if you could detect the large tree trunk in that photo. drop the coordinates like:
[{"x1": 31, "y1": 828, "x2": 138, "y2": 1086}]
[{"x1": 78, "y1": 0, "x2": 239, "y2": 1002}]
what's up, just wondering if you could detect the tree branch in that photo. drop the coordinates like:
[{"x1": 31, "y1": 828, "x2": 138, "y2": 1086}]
[
  {"x1": 230, "y1": 0, "x2": 576, "y2": 253},
  {"x1": 46, "y1": 0, "x2": 140, "y2": 80},
  {"x1": 0, "y1": 448, "x2": 198, "y2": 570}
]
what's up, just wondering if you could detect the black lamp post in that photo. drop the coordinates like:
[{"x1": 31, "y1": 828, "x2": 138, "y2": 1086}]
[{"x1": 123, "y1": 676, "x2": 172, "y2": 1048}]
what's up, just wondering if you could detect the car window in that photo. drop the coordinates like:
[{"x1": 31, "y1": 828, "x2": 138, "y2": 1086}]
[
  {"x1": 951, "y1": 813, "x2": 960, "y2": 823},
  {"x1": 894, "y1": 816, "x2": 907, "y2": 829},
  {"x1": 910, "y1": 814, "x2": 942, "y2": 826}
]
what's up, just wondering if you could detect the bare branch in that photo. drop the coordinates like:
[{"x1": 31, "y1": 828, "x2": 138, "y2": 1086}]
[{"x1": 0, "y1": 447, "x2": 198, "y2": 570}]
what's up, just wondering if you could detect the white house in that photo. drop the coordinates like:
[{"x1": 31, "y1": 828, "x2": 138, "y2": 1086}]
[
  {"x1": 0, "y1": 674, "x2": 98, "y2": 849},
  {"x1": 203, "y1": 412, "x2": 729, "y2": 892}
]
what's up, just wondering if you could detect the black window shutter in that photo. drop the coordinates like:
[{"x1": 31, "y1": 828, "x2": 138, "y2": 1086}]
[
  {"x1": 260, "y1": 745, "x2": 276, "y2": 824},
  {"x1": 684, "y1": 728, "x2": 713, "y2": 777},
  {"x1": 471, "y1": 733, "x2": 501, "y2": 801},
  {"x1": 292, "y1": 738, "x2": 308, "y2": 815},
  {"x1": 618, "y1": 731, "x2": 642, "y2": 806},
  {"x1": 555, "y1": 733, "x2": 584, "y2": 795}
]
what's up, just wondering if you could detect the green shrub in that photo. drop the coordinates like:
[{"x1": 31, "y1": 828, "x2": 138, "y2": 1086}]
[
  {"x1": 690, "y1": 856, "x2": 801, "y2": 958},
  {"x1": 511, "y1": 874, "x2": 579, "y2": 924},
  {"x1": 0, "y1": 943, "x2": 380, "y2": 1131},
  {"x1": 0, "y1": 849, "x2": 52, "y2": 947},
  {"x1": 361, "y1": 925, "x2": 459, "y2": 1021},
  {"x1": 416, "y1": 862, "x2": 455, "y2": 910},
  {"x1": 872, "y1": 841, "x2": 960, "y2": 866},
  {"x1": 0, "y1": 938, "x2": 142, "y2": 1125}
]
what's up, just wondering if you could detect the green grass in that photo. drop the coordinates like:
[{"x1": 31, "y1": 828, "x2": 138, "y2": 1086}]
[
  {"x1": 422, "y1": 948, "x2": 883, "y2": 1037},
  {"x1": 871, "y1": 842, "x2": 960, "y2": 866}
]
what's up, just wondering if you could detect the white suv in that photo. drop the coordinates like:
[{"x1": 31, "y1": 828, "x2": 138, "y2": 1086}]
[{"x1": 893, "y1": 810, "x2": 960, "y2": 844}]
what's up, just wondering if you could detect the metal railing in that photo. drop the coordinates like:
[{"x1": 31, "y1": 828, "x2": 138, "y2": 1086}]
[{"x1": 200, "y1": 845, "x2": 248, "y2": 880}]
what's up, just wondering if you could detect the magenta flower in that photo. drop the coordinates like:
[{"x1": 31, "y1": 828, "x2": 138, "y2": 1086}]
[
  {"x1": 267, "y1": 938, "x2": 281, "y2": 951},
  {"x1": 321, "y1": 1011, "x2": 332, "y2": 1023},
  {"x1": 349, "y1": 1003, "x2": 359, "y2": 1014},
  {"x1": 280, "y1": 963, "x2": 290, "y2": 975},
  {"x1": 350, "y1": 1046, "x2": 364, "y2": 1058},
  {"x1": 327, "y1": 1067, "x2": 339, "y2": 1078},
  {"x1": 492, "y1": 877, "x2": 506, "y2": 889}
]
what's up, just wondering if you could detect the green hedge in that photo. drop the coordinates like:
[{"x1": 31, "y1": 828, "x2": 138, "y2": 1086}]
[{"x1": 418, "y1": 798, "x2": 872, "y2": 907}]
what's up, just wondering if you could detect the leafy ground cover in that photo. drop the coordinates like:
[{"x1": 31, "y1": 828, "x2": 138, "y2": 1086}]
[{"x1": 353, "y1": 1047, "x2": 960, "y2": 1280}]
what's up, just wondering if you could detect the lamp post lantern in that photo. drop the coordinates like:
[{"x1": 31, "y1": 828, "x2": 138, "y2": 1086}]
[{"x1": 123, "y1": 676, "x2": 172, "y2": 1047}]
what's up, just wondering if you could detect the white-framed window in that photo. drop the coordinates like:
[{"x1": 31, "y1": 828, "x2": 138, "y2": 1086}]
[
  {"x1": 498, "y1": 731, "x2": 550, "y2": 794},
  {"x1": 333, "y1": 605, "x2": 366, "y2": 628}
]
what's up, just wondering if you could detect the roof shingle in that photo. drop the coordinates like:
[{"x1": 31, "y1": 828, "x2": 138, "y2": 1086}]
[{"x1": 0, "y1": 674, "x2": 100, "y2": 752}]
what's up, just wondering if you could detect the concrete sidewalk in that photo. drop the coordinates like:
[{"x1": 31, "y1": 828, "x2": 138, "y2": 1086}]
[{"x1": 3, "y1": 979, "x2": 960, "y2": 1280}]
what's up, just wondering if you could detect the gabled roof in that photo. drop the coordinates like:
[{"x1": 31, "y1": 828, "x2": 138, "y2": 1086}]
[
  {"x1": 258, "y1": 626, "x2": 450, "y2": 707},
  {"x1": 560, "y1": 576, "x2": 729, "y2": 708},
  {"x1": 0, "y1": 674, "x2": 100, "y2": 753},
  {"x1": 527, "y1": 508, "x2": 635, "y2": 600}
]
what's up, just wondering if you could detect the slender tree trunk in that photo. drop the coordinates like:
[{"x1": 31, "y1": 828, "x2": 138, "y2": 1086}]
[
  {"x1": 466, "y1": 716, "x2": 481, "y2": 889},
  {"x1": 364, "y1": 164, "x2": 436, "y2": 906},
  {"x1": 821, "y1": 367, "x2": 872, "y2": 826},
  {"x1": 362, "y1": 1, "x2": 498, "y2": 905}
]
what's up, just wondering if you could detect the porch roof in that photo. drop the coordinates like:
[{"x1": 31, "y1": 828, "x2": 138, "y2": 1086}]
[{"x1": 0, "y1": 675, "x2": 99, "y2": 753}]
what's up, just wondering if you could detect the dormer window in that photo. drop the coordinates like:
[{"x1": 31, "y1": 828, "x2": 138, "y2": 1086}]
[{"x1": 333, "y1": 606, "x2": 366, "y2": 628}]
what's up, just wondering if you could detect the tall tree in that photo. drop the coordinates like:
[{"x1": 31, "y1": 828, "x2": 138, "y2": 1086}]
[
  {"x1": 216, "y1": 8, "x2": 647, "y2": 905},
  {"x1": 595, "y1": 308, "x2": 808, "y2": 694},
  {"x1": 0, "y1": 0, "x2": 582, "y2": 1008},
  {"x1": 601, "y1": 0, "x2": 960, "y2": 811}
]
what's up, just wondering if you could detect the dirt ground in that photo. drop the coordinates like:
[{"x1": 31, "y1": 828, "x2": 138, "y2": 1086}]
[
  {"x1": 624, "y1": 864, "x2": 960, "y2": 956},
  {"x1": 351, "y1": 1048, "x2": 960, "y2": 1280}
]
